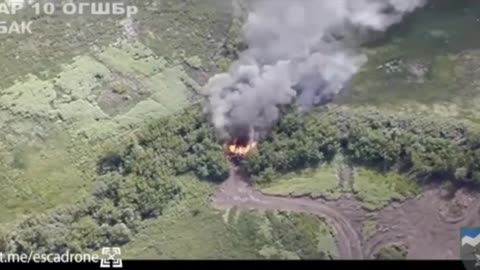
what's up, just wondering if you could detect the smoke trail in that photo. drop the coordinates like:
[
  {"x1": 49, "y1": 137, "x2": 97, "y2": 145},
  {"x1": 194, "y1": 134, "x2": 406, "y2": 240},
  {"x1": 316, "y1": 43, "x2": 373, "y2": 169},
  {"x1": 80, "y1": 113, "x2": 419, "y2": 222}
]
[{"x1": 206, "y1": 0, "x2": 427, "y2": 141}]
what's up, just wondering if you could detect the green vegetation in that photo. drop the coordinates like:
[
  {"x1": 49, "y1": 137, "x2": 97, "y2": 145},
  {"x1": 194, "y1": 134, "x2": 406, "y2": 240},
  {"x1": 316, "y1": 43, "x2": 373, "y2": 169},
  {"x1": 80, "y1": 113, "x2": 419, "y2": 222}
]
[
  {"x1": 362, "y1": 220, "x2": 379, "y2": 241},
  {"x1": 374, "y1": 243, "x2": 409, "y2": 259},
  {"x1": 255, "y1": 139, "x2": 419, "y2": 209},
  {"x1": 0, "y1": 134, "x2": 97, "y2": 225},
  {"x1": 247, "y1": 106, "x2": 480, "y2": 188},
  {"x1": 184, "y1": 56, "x2": 203, "y2": 69},
  {"x1": 340, "y1": 1, "x2": 480, "y2": 107},
  {"x1": 354, "y1": 169, "x2": 419, "y2": 210},
  {"x1": 261, "y1": 167, "x2": 341, "y2": 200},
  {"x1": 0, "y1": 0, "x2": 244, "y2": 257},
  {"x1": 0, "y1": 9, "x2": 121, "y2": 88},
  {"x1": 134, "y1": 0, "x2": 238, "y2": 73},
  {"x1": 0, "y1": 40, "x2": 198, "y2": 226},
  {"x1": 120, "y1": 106, "x2": 230, "y2": 182},
  {"x1": 3, "y1": 0, "x2": 480, "y2": 260},
  {"x1": 0, "y1": 170, "x2": 182, "y2": 254},
  {"x1": 0, "y1": 105, "x2": 229, "y2": 253},
  {"x1": 0, "y1": 104, "x2": 344, "y2": 258},
  {"x1": 125, "y1": 177, "x2": 338, "y2": 260},
  {"x1": 265, "y1": 211, "x2": 338, "y2": 259}
]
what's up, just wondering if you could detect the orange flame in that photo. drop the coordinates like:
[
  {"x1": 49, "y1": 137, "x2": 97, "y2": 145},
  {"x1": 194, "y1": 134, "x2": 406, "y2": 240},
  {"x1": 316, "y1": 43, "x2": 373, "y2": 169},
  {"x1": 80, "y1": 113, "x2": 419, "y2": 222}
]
[{"x1": 226, "y1": 142, "x2": 257, "y2": 156}]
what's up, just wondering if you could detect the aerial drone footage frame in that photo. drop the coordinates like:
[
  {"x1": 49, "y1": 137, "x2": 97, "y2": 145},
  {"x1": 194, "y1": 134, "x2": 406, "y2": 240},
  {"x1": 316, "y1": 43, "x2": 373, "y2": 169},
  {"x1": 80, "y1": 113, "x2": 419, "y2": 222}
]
[{"x1": 0, "y1": 0, "x2": 479, "y2": 269}]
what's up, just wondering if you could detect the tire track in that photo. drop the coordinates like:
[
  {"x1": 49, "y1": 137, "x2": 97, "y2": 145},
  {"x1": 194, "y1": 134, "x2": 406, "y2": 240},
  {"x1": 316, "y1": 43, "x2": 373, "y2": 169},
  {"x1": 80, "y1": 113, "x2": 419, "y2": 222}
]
[
  {"x1": 211, "y1": 170, "x2": 480, "y2": 259},
  {"x1": 211, "y1": 173, "x2": 363, "y2": 259}
]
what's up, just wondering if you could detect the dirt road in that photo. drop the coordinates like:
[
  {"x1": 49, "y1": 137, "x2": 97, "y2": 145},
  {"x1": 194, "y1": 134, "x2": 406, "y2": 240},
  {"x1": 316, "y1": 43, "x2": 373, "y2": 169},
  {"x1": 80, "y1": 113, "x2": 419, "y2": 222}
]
[
  {"x1": 210, "y1": 168, "x2": 480, "y2": 259},
  {"x1": 211, "y1": 170, "x2": 364, "y2": 259}
]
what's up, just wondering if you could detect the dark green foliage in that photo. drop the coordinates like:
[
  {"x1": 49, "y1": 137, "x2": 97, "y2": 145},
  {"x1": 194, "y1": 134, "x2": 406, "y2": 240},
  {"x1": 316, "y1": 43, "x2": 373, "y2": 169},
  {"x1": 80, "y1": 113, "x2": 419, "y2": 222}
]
[
  {"x1": 221, "y1": 210, "x2": 331, "y2": 259},
  {"x1": 266, "y1": 211, "x2": 328, "y2": 259},
  {"x1": 122, "y1": 106, "x2": 229, "y2": 182},
  {"x1": 228, "y1": 212, "x2": 269, "y2": 257},
  {"x1": 97, "y1": 154, "x2": 124, "y2": 175},
  {"x1": 0, "y1": 106, "x2": 229, "y2": 254},
  {"x1": 92, "y1": 172, "x2": 182, "y2": 221},
  {"x1": 247, "y1": 107, "x2": 480, "y2": 185},
  {"x1": 1, "y1": 171, "x2": 181, "y2": 254},
  {"x1": 247, "y1": 111, "x2": 340, "y2": 185}
]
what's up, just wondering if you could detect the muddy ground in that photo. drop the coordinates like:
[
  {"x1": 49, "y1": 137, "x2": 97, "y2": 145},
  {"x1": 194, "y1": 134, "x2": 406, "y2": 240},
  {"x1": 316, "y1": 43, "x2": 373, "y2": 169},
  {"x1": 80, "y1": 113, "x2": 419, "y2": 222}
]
[{"x1": 211, "y1": 168, "x2": 480, "y2": 259}]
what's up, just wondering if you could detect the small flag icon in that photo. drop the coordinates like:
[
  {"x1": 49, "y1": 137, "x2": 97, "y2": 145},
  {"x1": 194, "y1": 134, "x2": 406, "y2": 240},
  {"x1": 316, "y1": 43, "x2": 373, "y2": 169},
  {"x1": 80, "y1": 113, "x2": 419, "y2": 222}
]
[{"x1": 461, "y1": 227, "x2": 480, "y2": 263}]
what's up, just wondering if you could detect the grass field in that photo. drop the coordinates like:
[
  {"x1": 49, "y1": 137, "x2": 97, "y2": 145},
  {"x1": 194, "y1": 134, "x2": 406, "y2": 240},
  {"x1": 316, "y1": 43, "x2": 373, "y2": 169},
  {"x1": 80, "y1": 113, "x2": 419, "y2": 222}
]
[
  {"x1": 353, "y1": 169, "x2": 420, "y2": 211},
  {"x1": 336, "y1": 1, "x2": 480, "y2": 121},
  {"x1": 261, "y1": 166, "x2": 341, "y2": 200},
  {"x1": 0, "y1": 0, "x2": 234, "y2": 230},
  {"x1": 259, "y1": 164, "x2": 420, "y2": 211},
  {"x1": 0, "y1": 38, "x2": 200, "y2": 224}
]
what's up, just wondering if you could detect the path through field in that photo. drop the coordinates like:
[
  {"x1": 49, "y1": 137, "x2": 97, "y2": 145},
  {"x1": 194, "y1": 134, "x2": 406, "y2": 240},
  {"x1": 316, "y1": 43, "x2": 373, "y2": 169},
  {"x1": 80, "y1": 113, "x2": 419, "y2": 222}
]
[{"x1": 211, "y1": 168, "x2": 480, "y2": 259}]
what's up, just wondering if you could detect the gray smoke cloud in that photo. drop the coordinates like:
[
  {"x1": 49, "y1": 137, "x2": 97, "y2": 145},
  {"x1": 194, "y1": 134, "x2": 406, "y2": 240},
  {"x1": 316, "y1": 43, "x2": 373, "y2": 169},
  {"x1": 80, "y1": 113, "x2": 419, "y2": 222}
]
[{"x1": 206, "y1": 0, "x2": 427, "y2": 141}]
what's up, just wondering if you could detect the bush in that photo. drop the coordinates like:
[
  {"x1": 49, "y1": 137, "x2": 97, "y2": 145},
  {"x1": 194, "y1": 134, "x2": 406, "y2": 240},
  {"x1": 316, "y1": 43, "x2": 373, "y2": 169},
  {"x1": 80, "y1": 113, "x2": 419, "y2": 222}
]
[
  {"x1": 2, "y1": 170, "x2": 182, "y2": 254},
  {"x1": 121, "y1": 106, "x2": 230, "y2": 182},
  {"x1": 247, "y1": 106, "x2": 480, "y2": 185},
  {"x1": 1, "y1": 106, "x2": 228, "y2": 254}
]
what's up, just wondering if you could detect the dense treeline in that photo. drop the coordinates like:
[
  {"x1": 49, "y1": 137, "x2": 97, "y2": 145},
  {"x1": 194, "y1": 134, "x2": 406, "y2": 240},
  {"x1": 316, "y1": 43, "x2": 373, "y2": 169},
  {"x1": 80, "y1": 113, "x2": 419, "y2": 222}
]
[
  {"x1": 0, "y1": 106, "x2": 229, "y2": 254},
  {"x1": 247, "y1": 106, "x2": 480, "y2": 185}
]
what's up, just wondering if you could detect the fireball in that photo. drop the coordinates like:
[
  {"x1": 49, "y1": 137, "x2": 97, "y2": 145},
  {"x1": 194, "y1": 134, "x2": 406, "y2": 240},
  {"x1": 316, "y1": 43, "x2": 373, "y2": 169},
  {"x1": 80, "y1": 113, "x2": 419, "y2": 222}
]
[
  {"x1": 224, "y1": 126, "x2": 257, "y2": 158},
  {"x1": 226, "y1": 141, "x2": 257, "y2": 157}
]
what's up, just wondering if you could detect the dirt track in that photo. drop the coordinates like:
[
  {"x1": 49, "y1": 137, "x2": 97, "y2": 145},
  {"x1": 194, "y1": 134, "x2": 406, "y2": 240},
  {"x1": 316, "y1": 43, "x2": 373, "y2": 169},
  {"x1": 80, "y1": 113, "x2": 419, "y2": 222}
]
[
  {"x1": 211, "y1": 172, "x2": 363, "y2": 259},
  {"x1": 210, "y1": 168, "x2": 480, "y2": 259}
]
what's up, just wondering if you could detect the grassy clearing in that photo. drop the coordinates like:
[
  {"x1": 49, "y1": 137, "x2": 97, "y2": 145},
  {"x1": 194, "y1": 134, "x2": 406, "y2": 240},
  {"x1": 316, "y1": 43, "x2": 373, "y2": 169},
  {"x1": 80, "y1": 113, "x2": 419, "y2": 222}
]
[
  {"x1": 0, "y1": 75, "x2": 57, "y2": 117},
  {"x1": 0, "y1": 134, "x2": 92, "y2": 224},
  {"x1": 0, "y1": 37, "x2": 197, "y2": 139},
  {"x1": 362, "y1": 220, "x2": 379, "y2": 241},
  {"x1": 261, "y1": 167, "x2": 341, "y2": 200},
  {"x1": 345, "y1": 51, "x2": 459, "y2": 105},
  {"x1": 0, "y1": 123, "x2": 136, "y2": 226},
  {"x1": 123, "y1": 175, "x2": 338, "y2": 259},
  {"x1": 96, "y1": 41, "x2": 198, "y2": 126},
  {"x1": 315, "y1": 220, "x2": 339, "y2": 259},
  {"x1": 54, "y1": 56, "x2": 113, "y2": 100},
  {"x1": 259, "y1": 163, "x2": 420, "y2": 211},
  {"x1": 96, "y1": 42, "x2": 168, "y2": 77},
  {"x1": 353, "y1": 169, "x2": 420, "y2": 211}
]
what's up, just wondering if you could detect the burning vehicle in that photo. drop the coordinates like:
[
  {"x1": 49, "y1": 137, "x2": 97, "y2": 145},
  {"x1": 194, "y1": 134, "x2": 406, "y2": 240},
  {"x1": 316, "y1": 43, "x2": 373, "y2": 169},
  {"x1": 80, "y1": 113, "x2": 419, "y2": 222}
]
[{"x1": 224, "y1": 125, "x2": 257, "y2": 164}]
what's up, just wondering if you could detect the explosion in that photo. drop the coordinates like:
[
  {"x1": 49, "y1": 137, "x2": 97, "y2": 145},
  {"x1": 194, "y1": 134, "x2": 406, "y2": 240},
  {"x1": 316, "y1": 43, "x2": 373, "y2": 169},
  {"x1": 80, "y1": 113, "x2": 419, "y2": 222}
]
[
  {"x1": 224, "y1": 125, "x2": 257, "y2": 158},
  {"x1": 226, "y1": 140, "x2": 257, "y2": 157}
]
